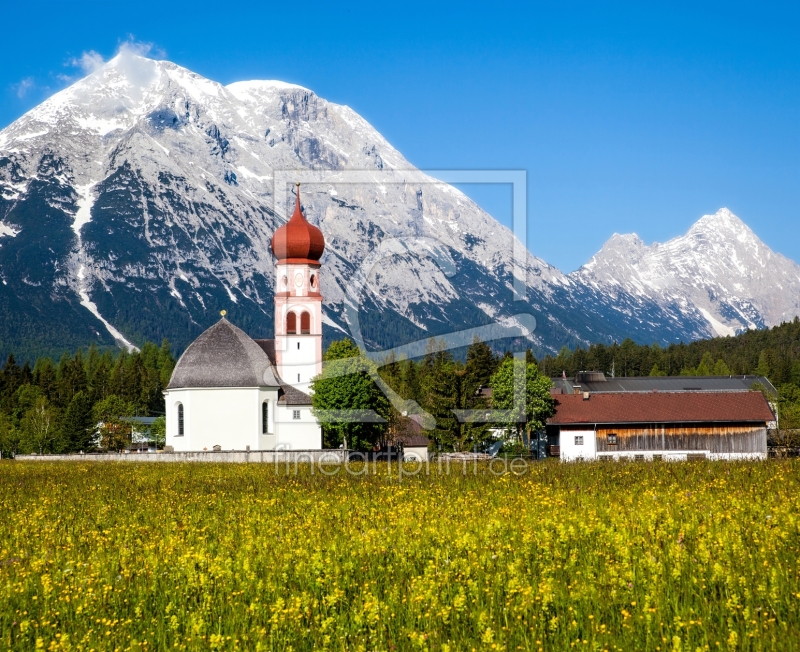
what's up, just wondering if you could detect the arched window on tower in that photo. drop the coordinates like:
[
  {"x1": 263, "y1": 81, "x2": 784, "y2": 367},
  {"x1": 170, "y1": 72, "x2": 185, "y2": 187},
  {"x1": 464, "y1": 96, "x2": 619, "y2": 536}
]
[
  {"x1": 262, "y1": 401, "x2": 269, "y2": 434},
  {"x1": 300, "y1": 311, "x2": 311, "y2": 334},
  {"x1": 177, "y1": 403, "x2": 184, "y2": 436},
  {"x1": 286, "y1": 311, "x2": 297, "y2": 334}
]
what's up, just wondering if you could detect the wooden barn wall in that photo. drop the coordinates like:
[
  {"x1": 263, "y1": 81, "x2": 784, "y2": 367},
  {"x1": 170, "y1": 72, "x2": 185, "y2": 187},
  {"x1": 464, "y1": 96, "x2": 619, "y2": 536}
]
[{"x1": 588, "y1": 423, "x2": 767, "y2": 453}]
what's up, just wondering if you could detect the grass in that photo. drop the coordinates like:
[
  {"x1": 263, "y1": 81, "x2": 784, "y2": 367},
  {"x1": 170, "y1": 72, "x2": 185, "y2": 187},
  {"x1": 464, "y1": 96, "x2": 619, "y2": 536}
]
[{"x1": 1, "y1": 459, "x2": 799, "y2": 651}]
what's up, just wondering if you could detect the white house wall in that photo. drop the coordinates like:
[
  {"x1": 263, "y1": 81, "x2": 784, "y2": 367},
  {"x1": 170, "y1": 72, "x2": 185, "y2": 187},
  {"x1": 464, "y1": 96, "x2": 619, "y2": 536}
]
[{"x1": 560, "y1": 429, "x2": 597, "y2": 461}]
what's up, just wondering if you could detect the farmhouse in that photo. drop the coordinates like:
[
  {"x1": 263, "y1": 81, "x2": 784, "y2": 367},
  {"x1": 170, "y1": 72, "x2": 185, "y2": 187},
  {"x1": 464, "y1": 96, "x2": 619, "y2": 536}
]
[
  {"x1": 547, "y1": 390, "x2": 775, "y2": 461},
  {"x1": 163, "y1": 185, "x2": 325, "y2": 452}
]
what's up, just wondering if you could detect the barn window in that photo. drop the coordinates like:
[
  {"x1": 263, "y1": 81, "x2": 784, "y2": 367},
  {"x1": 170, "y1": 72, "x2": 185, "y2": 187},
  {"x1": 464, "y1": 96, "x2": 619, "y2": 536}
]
[
  {"x1": 262, "y1": 401, "x2": 269, "y2": 434},
  {"x1": 300, "y1": 311, "x2": 311, "y2": 334},
  {"x1": 177, "y1": 403, "x2": 184, "y2": 436},
  {"x1": 607, "y1": 433, "x2": 617, "y2": 445},
  {"x1": 574, "y1": 435, "x2": 584, "y2": 446},
  {"x1": 293, "y1": 410, "x2": 301, "y2": 420},
  {"x1": 286, "y1": 311, "x2": 297, "y2": 334}
]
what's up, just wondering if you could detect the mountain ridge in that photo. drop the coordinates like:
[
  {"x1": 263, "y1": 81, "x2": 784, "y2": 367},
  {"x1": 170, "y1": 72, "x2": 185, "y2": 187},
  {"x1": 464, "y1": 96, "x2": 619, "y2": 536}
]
[
  {"x1": 574, "y1": 207, "x2": 800, "y2": 338},
  {"x1": 0, "y1": 53, "x2": 796, "y2": 360}
]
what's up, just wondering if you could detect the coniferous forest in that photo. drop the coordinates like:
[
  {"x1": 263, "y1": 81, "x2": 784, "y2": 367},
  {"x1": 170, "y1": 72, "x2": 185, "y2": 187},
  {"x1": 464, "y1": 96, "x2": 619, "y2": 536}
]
[
  {"x1": 0, "y1": 341, "x2": 175, "y2": 457},
  {"x1": 4, "y1": 318, "x2": 800, "y2": 457}
]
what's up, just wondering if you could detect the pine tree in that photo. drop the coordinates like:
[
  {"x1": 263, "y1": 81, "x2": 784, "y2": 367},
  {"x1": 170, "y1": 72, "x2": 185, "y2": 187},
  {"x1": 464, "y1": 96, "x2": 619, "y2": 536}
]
[
  {"x1": 465, "y1": 338, "x2": 498, "y2": 395},
  {"x1": 61, "y1": 391, "x2": 95, "y2": 452},
  {"x1": 57, "y1": 350, "x2": 87, "y2": 408},
  {"x1": 33, "y1": 357, "x2": 58, "y2": 402},
  {"x1": 419, "y1": 347, "x2": 461, "y2": 451}
]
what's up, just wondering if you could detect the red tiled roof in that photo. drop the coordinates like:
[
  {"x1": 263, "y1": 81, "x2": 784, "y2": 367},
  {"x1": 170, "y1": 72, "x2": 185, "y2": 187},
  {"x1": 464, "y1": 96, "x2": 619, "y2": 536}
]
[{"x1": 548, "y1": 391, "x2": 775, "y2": 425}]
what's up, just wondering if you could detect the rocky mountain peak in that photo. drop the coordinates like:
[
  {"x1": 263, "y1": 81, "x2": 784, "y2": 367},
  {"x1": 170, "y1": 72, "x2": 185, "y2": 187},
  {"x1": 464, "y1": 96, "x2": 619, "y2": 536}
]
[
  {"x1": 575, "y1": 208, "x2": 800, "y2": 337},
  {"x1": 0, "y1": 58, "x2": 797, "y2": 360}
]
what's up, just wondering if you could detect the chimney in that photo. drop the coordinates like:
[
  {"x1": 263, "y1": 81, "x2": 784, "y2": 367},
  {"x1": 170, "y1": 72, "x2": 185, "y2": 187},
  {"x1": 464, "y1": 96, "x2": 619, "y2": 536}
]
[{"x1": 583, "y1": 391, "x2": 590, "y2": 401}]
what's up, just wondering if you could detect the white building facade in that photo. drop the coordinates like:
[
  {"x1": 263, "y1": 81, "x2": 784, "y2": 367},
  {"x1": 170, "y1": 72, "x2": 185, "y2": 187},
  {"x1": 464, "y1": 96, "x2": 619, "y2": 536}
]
[{"x1": 164, "y1": 186, "x2": 325, "y2": 451}]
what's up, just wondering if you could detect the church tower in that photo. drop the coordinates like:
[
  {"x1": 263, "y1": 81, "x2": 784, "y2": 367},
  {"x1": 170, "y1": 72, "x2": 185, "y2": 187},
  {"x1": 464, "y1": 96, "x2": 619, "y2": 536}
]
[{"x1": 271, "y1": 184, "x2": 325, "y2": 394}]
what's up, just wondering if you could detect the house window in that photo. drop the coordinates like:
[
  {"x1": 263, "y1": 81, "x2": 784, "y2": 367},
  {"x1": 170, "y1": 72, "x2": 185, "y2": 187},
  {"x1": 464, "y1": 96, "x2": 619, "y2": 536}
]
[
  {"x1": 262, "y1": 401, "x2": 269, "y2": 434},
  {"x1": 300, "y1": 311, "x2": 311, "y2": 334},
  {"x1": 177, "y1": 403, "x2": 184, "y2": 436},
  {"x1": 292, "y1": 410, "x2": 301, "y2": 420},
  {"x1": 297, "y1": 373, "x2": 301, "y2": 382},
  {"x1": 607, "y1": 433, "x2": 617, "y2": 446},
  {"x1": 297, "y1": 342, "x2": 300, "y2": 350},
  {"x1": 574, "y1": 435, "x2": 584, "y2": 446},
  {"x1": 286, "y1": 311, "x2": 297, "y2": 334}
]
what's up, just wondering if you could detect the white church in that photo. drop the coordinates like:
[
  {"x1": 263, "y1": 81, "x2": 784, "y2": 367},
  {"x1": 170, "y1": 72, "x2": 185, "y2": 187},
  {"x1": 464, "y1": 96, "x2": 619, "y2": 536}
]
[{"x1": 164, "y1": 186, "x2": 325, "y2": 451}]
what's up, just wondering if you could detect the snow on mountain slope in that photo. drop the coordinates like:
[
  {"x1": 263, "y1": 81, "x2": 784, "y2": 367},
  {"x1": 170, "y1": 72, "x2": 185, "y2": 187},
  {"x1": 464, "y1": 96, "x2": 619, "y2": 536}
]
[
  {"x1": 574, "y1": 208, "x2": 800, "y2": 337},
  {"x1": 0, "y1": 51, "x2": 791, "y2": 360},
  {"x1": 1, "y1": 51, "x2": 640, "y2": 359}
]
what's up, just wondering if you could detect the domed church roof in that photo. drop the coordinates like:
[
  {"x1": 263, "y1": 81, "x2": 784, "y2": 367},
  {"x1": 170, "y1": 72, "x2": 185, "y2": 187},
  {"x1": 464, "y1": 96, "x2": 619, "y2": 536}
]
[
  {"x1": 167, "y1": 318, "x2": 281, "y2": 389},
  {"x1": 271, "y1": 184, "x2": 325, "y2": 264}
]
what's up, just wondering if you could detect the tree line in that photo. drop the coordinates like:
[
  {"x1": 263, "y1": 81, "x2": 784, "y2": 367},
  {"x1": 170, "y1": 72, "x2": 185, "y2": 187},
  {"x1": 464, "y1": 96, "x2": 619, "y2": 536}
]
[
  {"x1": 0, "y1": 341, "x2": 175, "y2": 457},
  {"x1": 311, "y1": 338, "x2": 555, "y2": 453}
]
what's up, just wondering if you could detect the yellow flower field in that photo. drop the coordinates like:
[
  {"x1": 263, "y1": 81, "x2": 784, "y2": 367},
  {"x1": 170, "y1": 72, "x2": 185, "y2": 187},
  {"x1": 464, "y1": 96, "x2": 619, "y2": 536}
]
[{"x1": 1, "y1": 460, "x2": 799, "y2": 651}]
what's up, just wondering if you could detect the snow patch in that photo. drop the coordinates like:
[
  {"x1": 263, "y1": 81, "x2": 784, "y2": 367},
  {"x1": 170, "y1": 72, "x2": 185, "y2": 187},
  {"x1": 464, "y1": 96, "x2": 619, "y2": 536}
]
[
  {"x1": 72, "y1": 182, "x2": 97, "y2": 236},
  {"x1": 224, "y1": 284, "x2": 238, "y2": 303},
  {"x1": 0, "y1": 222, "x2": 19, "y2": 238},
  {"x1": 77, "y1": 265, "x2": 139, "y2": 352},
  {"x1": 75, "y1": 115, "x2": 126, "y2": 136},
  {"x1": 698, "y1": 307, "x2": 736, "y2": 338},
  {"x1": 321, "y1": 312, "x2": 347, "y2": 333},
  {"x1": 236, "y1": 166, "x2": 271, "y2": 182}
]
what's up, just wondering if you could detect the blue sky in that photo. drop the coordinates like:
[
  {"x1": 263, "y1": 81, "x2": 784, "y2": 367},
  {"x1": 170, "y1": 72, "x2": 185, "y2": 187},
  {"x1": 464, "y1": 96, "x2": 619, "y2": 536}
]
[{"x1": 2, "y1": 1, "x2": 799, "y2": 272}]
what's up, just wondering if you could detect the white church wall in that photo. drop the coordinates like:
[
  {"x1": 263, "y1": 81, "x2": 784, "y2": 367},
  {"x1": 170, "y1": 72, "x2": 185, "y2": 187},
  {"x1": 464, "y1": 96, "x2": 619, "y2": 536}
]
[
  {"x1": 274, "y1": 404, "x2": 322, "y2": 450},
  {"x1": 166, "y1": 387, "x2": 280, "y2": 452}
]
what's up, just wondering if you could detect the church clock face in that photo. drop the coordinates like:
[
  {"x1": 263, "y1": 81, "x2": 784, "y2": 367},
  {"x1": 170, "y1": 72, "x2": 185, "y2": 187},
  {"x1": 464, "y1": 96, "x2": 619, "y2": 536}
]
[{"x1": 294, "y1": 273, "x2": 304, "y2": 288}]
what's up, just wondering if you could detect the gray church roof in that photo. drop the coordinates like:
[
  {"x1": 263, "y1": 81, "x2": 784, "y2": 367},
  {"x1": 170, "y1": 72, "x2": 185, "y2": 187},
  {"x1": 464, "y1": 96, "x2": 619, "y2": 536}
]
[
  {"x1": 278, "y1": 384, "x2": 313, "y2": 405},
  {"x1": 168, "y1": 318, "x2": 282, "y2": 389}
]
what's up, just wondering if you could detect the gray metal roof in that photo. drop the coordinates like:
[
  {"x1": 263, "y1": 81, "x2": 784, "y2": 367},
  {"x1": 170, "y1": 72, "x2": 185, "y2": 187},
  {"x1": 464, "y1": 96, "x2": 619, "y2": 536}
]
[
  {"x1": 551, "y1": 374, "x2": 777, "y2": 396},
  {"x1": 168, "y1": 318, "x2": 282, "y2": 389}
]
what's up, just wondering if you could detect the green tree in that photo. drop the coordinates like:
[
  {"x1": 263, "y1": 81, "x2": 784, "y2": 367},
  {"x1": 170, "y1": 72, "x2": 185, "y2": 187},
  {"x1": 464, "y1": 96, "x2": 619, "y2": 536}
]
[
  {"x1": 695, "y1": 352, "x2": 715, "y2": 376},
  {"x1": 649, "y1": 364, "x2": 667, "y2": 376},
  {"x1": 712, "y1": 358, "x2": 731, "y2": 376},
  {"x1": 61, "y1": 391, "x2": 96, "y2": 452},
  {"x1": 311, "y1": 339, "x2": 389, "y2": 451},
  {"x1": 490, "y1": 357, "x2": 555, "y2": 446},
  {"x1": 0, "y1": 411, "x2": 22, "y2": 458},
  {"x1": 419, "y1": 346, "x2": 461, "y2": 451},
  {"x1": 148, "y1": 416, "x2": 167, "y2": 449},
  {"x1": 93, "y1": 395, "x2": 136, "y2": 451},
  {"x1": 21, "y1": 397, "x2": 61, "y2": 454},
  {"x1": 756, "y1": 350, "x2": 772, "y2": 378},
  {"x1": 465, "y1": 338, "x2": 499, "y2": 394}
]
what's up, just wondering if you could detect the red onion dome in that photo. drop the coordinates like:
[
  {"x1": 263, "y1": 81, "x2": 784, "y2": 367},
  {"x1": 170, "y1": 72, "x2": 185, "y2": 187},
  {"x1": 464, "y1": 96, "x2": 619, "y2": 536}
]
[{"x1": 271, "y1": 185, "x2": 325, "y2": 264}]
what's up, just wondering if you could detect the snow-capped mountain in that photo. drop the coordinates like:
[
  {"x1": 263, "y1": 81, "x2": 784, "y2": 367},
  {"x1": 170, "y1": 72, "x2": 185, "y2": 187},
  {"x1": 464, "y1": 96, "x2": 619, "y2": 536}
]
[
  {"x1": 574, "y1": 208, "x2": 800, "y2": 337},
  {"x1": 0, "y1": 52, "x2": 795, "y2": 360}
]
